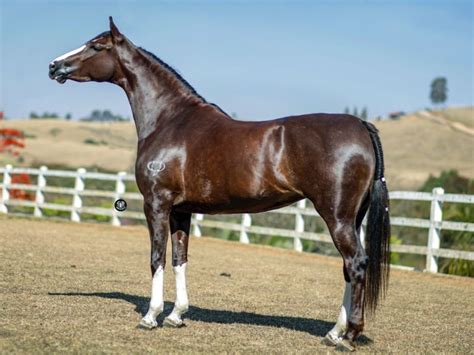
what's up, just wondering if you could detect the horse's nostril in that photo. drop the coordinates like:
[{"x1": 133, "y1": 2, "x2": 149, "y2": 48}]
[{"x1": 49, "y1": 62, "x2": 56, "y2": 71}]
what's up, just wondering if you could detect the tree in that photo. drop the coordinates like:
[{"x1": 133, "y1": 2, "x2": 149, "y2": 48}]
[
  {"x1": 65, "y1": 113, "x2": 72, "y2": 120},
  {"x1": 102, "y1": 110, "x2": 114, "y2": 120},
  {"x1": 40, "y1": 112, "x2": 58, "y2": 119},
  {"x1": 360, "y1": 107, "x2": 368, "y2": 121},
  {"x1": 344, "y1": 107, "x2": 350, "y2": 114},
  {"x1": 430, "y1": 77, "x2": 448, "y2": 106},
  {"x1": 91, "y1": 110, "x2": 102, "y2": 120},
  {"x1": 84, "y1": 109, "x2": 128, "y2": 122},
  {"x1": 352, "y1": 107, "x2": 359, "y2": 118},
  {"x1": 30, "y1": 112, "x2": 39, "y2": 119}
]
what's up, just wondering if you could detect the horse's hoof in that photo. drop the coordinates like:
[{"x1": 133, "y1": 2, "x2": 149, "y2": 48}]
[
  {"x1": 335, "y1": 339, "x2": 356, "y2": 352},
  {"x1": 321, "y1": 333, "x2": 339, "y2": 347},
  {"x1": 163, "y1": 316, "x2": 185, "y2": 328},
  {"x1": 138, "y1": 317, "x2": 158, "y2": 330}
]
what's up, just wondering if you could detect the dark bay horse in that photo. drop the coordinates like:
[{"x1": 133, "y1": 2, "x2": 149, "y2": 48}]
[{"x1": 49, "y1": 18, "x2": 390, "y2": 351}]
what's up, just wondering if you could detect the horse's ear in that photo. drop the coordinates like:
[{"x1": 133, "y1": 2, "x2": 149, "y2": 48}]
[{"x1": 109, "y1": 16, "x2": 123, "y2": 43}]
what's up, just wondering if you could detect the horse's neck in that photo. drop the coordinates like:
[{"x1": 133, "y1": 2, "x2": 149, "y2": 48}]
[{"x1": 115, "y1": 44, "x2": 201, "y2": 141}]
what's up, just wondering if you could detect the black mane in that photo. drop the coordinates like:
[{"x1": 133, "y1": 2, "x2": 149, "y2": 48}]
[
  {"x1": 87, "y1": 31, "x2": 111, "y2": 43},
  {"x1": 138, "y1": 47, "x2": 229, "y2": 117}
]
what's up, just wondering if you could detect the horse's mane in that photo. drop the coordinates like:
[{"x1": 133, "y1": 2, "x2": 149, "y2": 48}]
[
  {"x1": 138, "y1": 47, "x2": 229, "y2": 117},
  {"x1": 88, "y1": 31, "x2": 229, "y2": 116},
  {"x1": 139, "y1": 48, "x2": 204, "y2": 100},
  {"x1": 88, "y1": 31, "x2": 112, "y2": 43}
]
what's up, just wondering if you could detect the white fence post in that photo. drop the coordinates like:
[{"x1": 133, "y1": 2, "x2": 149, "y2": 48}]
[
  {"x1": 294, "y1": 199, "x2": 305, "y2": 252},
  {"x1": 192, "y1": 214, "x2": 204, "y2": 237},
  {"x1": 426, "y1": 187, "x2": 444, "y2": 273},
  {"x1": 71, "y1": 168, "x2": 86, "y2": 222},
  {"x1": 240, "y1": 213, "x2": 251, "y2": 244},
  {"x1": 111, "y1": 171, "x2": 126, "y2": 226},
  {"x1": 0, "y1": 164, "x2": 12, "y2": 213},
  {"x1": 34, "y1": 166, "x2": 47, "y2": 218}
]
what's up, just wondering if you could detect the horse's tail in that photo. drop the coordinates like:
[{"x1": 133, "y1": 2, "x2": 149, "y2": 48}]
[{"x1": 361, "y1": 121, "x2": 391, "y2": 314}]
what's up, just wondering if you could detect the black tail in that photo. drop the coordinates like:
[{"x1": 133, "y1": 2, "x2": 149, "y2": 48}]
[{"x1": 361, "y1": 121, "x2": 391, "y2": 314}]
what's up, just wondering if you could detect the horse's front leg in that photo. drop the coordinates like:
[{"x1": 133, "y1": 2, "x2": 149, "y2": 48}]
[
  {"x1": 163, "y1": 210, "x2": 191, "y2": 328},
  {"x1": 139, "y1": 198, "x2": 172, "y2": 329}
]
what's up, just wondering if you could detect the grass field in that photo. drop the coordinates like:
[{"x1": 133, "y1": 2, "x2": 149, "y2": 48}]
[
  {"x1": 1, "y1": 216, "x2": 473, "y2": 353},
  {"x1": 439, "y1": 106, "x2": 474, "y2": 129},
  {"x1": 1, "y1": 106, "x2": 473, "y2": 190}
]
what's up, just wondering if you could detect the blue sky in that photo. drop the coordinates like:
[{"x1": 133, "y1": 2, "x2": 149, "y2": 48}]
[{"x1": 1, "y1": 0, "x2": 472, "y2": 120}]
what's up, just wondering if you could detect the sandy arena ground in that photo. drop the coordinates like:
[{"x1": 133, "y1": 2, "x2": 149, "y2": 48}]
[{"x1": 1, "y1": 215, "x2": 473, "y2": 353}]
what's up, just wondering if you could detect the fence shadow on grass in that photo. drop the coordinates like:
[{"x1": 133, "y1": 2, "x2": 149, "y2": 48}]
[{"x1": 48, "y1": 291, "x2": 373, "y2": 345}]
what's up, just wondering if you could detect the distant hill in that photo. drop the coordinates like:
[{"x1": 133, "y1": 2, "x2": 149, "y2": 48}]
[
  {"x1": 375, "y1": 107, "x2": 473, "y2": 190},
  {"x1": 1, "y1": 107, "x2": 472, "y2": 190},
  {"x1": 0, "y1": 120, "x2": 137, "y2": 172}
]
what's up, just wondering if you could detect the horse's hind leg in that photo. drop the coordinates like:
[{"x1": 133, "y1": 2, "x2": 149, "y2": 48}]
[
  {"x1": 322, "y1": 269, "x2": 351, "y2": 346},
  {"x1": 163, "y1": 210, "x2": 191, "y2": 328},
  {"x1": 324, "y1": 219, "x2": 368, "y2": 351},
  {"x1": 323, "y1": 194, "x2": 370, "y2": 346}
]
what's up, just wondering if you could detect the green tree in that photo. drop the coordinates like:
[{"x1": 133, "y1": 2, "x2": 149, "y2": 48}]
[
  {"x1": 102, "y1": 110, "x2": 114, "y2": 121},
  {"x1": 360, "y1": 107, "x2": 368, "y2": 121},
  {"x1": 65, "y1": 113, "x2": 72, "y2": 120},
  {"x1": 430, "y1": 77, "x2": 448, "y2": 106},
  {"x1": 344, "y1": 107, "x2": 350, "y2": 114},
  {"x1": 91, "y1": 110, "x2": 102, "y2": 120},
  {"x1": 420, "y1": 170, "x2": 473, "y2": 194},
  {"x1": 30, "y1": 112, "x2": 39, "y2": 119}
]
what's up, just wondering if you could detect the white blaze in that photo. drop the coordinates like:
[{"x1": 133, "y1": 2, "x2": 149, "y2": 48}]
[{"x1": 51, "y1": 45, "x2": 86, "y2": 63}]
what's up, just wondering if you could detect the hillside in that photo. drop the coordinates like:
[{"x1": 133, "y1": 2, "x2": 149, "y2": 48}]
[
  {"x1": 0, "y1": 120, "x2": 137, "y2": 172},
  {"x1": 1, "y1": 107, "x2": 472, "y2": 190},
  {"x1": 376, "y1": 107, "x2": 473, "y2": 189}
]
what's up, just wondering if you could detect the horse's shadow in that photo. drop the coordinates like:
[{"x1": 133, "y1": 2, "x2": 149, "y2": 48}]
[{"x1": 48, "y1": 291, "x2": 372, "y2": 344}]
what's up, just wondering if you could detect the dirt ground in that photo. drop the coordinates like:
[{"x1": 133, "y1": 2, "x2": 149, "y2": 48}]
[{"x1": 1, "y1": 215, "x2": 473, "y2": 353}]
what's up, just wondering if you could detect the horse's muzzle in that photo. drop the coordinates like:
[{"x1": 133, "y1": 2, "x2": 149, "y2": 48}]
[{"x1": 49, "y1": 61, "x2": 70, "y2": 84}]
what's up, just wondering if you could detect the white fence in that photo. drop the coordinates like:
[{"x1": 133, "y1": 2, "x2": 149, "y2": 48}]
[{"x1": 1, "y1": 164, "x2": 473, "y2": 274}]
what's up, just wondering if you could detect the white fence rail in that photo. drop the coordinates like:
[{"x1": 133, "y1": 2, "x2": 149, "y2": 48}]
[{"x1": 1, "y1": 164, "x2": 473, "y2": 274}]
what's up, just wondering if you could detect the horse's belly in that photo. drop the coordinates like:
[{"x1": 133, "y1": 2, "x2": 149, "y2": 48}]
[{"x1": 174, "y1": 192, "x2": 302, "y2": 215}]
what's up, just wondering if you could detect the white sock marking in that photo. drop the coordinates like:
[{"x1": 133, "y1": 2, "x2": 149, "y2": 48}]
[
  {"x1": 51, "y1": 45, "x2": 86, "y2": 63},
  {"x1": 166, "y1": 262, "x2": 189, "y2": 324},
  {"x1": 329, "y1": 282, "x2": 352, "y2": 338},
  {"x1": 142, "y1": 265, "x2": 164, "y2": 325}
]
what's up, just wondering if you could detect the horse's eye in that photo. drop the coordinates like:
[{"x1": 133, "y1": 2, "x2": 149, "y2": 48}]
[{"x1": 92, "y1": 43, "x2": 105, "y2": 51}]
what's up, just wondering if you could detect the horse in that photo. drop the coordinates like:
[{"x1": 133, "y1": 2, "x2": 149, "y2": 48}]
[{"x1": 49, "y1": 17, "x2": 390, "y2": 351}]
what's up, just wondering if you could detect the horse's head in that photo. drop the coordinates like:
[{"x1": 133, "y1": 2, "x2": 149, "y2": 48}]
[{"x1": 49, "y1": 17, "x2": 124, "y2": 84}]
